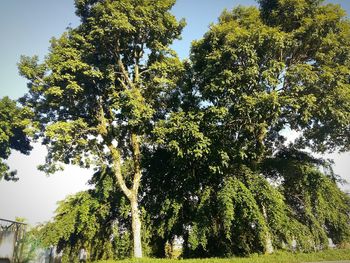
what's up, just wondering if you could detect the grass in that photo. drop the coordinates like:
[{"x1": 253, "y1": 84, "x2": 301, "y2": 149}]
[{"x1": 94, "y1": 249, "x2": 350, "y2": 263}]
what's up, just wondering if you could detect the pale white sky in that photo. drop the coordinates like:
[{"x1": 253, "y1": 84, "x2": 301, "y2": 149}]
[{"x1": 0, "y1": 0, "x2": 349, "y2": 226}]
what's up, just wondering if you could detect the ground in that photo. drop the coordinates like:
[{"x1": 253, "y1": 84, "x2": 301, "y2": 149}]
[{"x1": 94, "y1": 249, "x2": 350, "y2": 263}]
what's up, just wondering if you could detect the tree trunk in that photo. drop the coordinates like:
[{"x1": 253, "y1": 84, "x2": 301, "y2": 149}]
[
  {"x1": 130, "y1": 195, "x2": 142, "y2": 258},
  {"x1": 109, "y1": 144, "x2": 143, "y2": 258},
  {"x1": 103, "y1": 104, "x2": 144, "y2": 258},
  {"x1": 130, "y1": 132, "x2": 143, "y2": 258},
  {"x1": 262, "y1": 204, "x2": 274, "y2": 254}
]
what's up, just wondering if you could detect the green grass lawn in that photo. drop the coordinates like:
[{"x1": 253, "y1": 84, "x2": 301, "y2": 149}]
[{"x1": 94, "y1": 249, "x2": 350, "y2": 263}]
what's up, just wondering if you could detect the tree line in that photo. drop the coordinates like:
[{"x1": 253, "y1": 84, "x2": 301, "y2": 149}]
[{"x1": 1, "y1": 0, "x2": 350, "y2": 261}]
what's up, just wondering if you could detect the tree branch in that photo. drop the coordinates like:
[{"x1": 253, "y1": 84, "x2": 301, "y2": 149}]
[
  {"x1": 131, "y1": 132, "x2": 142, "y2": 194},
  {"x1": 117, "y1": 57, "x2": 135, "y2": 89},
  {"x1": 108, "y1": 144, "x2": 132, "y2": 199},
  {"x1": 96, "y1": 96, "x2": 132, "y2": 199}
]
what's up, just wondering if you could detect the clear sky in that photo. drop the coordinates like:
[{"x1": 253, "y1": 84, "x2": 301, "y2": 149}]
[{"x1": 0, "y1": 0, "x2": 349, "y2": 225}]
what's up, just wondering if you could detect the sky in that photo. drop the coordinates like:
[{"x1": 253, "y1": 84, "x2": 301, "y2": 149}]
[{"x1": 0, "y1": 0, "x2": 349, "y2": 225}]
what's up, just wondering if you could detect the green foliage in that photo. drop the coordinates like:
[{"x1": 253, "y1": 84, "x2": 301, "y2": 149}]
[
  {"x1": 0, "y1": 96, "x2": 33, "y2": 180},
  {"x1": 154, "y1": 111, "x2": 211, "y2": 159},
  {"x1": 19, "y1": 0, "x2": 186, "y2": 258},
  {"x1": 18, "y1": 0, "x2": 185, "y2": 175},
  {"x1": 37, "y1": 170, "x2": 133, "y2": 262},
  {"x1": 191, "y1": 1, "x2": 350, "y2": 154},
  {"x1": 263, "y1": 148, "x2": 350, "y2": 249},
  {"x1": 143, "y1": 0, "x2": 350, "y2": 258},
  {"x1": 17, "y1": 226, "x2": 44, "y2": 263},
  {"x1": 16, "y1": 0, "x2": 350, "y2": 260}
]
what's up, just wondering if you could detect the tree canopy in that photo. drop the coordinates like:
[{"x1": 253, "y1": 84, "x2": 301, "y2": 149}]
[
  {"x1": 146, "y1": 0, "x2": 350, "y2": 257},
  {"x1": 0, "y1": 97, "x2": 32, "y2": 180}
]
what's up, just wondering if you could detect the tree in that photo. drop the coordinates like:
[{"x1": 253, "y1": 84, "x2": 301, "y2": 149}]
[
  {"x1": 148, "y1": 0, "x2": 350, "y2": 256},
  {"x1": 19, "y1": 0, "x2": 184, "y2": 258},
  {"x1": 186, "y1": 1, "x2": 350, "y2": 250},
  {"x1": 0, "y1": 96, "x2": 32, "y2": 181}
]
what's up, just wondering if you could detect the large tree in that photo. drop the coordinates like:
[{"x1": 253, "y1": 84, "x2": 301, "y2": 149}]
[
  {"x1": 149, "y1": 0, "x2": 350, "y2": 256},
  {"x1": 19, "y1": 0, "x2": 184, "y2": 258},
  {"x1": 0, "y1": 96, "x2": 32, "y2": 181}
]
